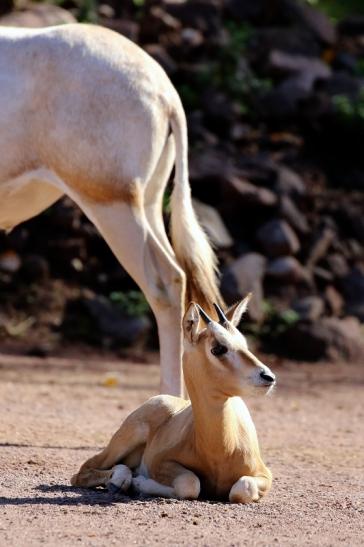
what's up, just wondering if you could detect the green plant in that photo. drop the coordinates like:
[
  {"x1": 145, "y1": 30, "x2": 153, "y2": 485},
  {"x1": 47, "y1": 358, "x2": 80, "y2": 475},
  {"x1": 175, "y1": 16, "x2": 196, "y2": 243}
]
[
  {"x1": 195, "y1": 21, "x2": 272, "y2": 115},
  {"x1": 40, "y1": 0, "x2": 98, "y2": 23},
  {"x1": 332, "y1": 89, "x2": 364, "y2": 122},
  {"x1": 109, "y1": 290, "x2": 150, "y2": 317},
  {"x1": 355, "y1": 59, "x2": 364, "y2": 78},
  {"x1": 306, "y1": 0, "x2": 364, "y2": 22},
  {"x1": 248, "y1": 300, "x2": 300, "y2": 340}
]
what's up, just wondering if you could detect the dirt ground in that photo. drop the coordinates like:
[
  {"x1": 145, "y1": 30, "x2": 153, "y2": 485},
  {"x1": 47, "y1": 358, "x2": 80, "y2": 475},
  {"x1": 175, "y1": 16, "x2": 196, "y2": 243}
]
[{"x1": 0, "y1": 352, "x2": 363, "y2": 547}]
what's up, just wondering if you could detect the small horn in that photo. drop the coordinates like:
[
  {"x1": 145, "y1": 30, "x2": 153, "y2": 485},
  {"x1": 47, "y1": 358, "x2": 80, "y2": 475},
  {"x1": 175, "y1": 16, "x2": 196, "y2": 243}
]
[
  {"x1": 213, "y1": 303, "x2": 228, "y2": 325},
  {"x1": 196, "y1": 304, "x2": 212, "y2": 325}
]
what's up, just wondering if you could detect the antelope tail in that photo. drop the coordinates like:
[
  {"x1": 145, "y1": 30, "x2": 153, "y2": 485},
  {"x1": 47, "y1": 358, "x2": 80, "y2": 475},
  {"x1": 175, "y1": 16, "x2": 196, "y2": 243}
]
[{"x1": 169, "y1": 101, "x2": 224, "y2": 315}]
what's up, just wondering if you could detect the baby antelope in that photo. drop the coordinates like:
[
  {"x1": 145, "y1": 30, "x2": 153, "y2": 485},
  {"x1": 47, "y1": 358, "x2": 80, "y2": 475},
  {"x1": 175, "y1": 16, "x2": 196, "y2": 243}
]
[{"x1": 72, "y1": 295, "x2": 276, "y2": 503}]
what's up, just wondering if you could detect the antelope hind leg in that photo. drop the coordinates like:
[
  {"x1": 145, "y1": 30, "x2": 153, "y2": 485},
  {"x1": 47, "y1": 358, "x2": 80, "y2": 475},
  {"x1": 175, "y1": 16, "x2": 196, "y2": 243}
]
[{"x1": 71, "y1": 197, "x2": 186, "y2": 396}]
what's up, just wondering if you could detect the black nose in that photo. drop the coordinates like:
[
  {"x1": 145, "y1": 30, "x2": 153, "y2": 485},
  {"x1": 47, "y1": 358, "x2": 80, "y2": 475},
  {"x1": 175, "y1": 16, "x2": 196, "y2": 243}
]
[{"x1": 260, "y1": 371, "x2": 275, "y2": 383}]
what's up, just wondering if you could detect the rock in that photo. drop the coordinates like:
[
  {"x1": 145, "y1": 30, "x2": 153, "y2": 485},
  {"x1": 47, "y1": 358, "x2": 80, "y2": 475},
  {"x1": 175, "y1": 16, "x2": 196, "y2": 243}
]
[
  {"x1": 279, "y1": 195, "x2": 309, "y2": 234},
  {"x1": 292, "y1": 296, "x2": 324, "y2": 321},
  {"x1": 326, "y1": 254, "x2": 349, "y2": 279},
  {"x1": 62, "y1": 294, "x2": 151, "y2": 347},
  {"x1": 140, "y1": 6, "x2": 181, "y2": 43},
  {"x1": 335, "y1": 202, "x2": 364, "y2": 242},
  {"x1": 101, "y1": 18, "x2": 139, "y2": 42},
  {"x1": 236, "y1": 157, "x2": 277, "y2": 188},
  {"x1": 286, "y1": 0, "x2": 336, "y2": 45},
  {"x1": 280, "y1": 317, "x2": 364, "y2": 361},
  {"x1": 267, "y1": 50, "x2": 331, "y2": 84},
  {"x1": 0, "y1": 1, "x2": 12, "y2": 17},
  {"x1": 338, "y1": 17, "x2": 364, "y2": 37},
  {"x1": 189, "y1": 147, "x2": 233, "y2": 182},
  {"x1": 324, "y1": 285, "x2": 344, "y2": 316},
  {"x1": 223, "y1": 177, "x2": 277, "y2": 209},
  {"x1": 306, "y1": 227, "x2": 335, "y2": 268},
  {"x1": 332, "y1": 51, "x2": 358, "y2": 74},
  {"x1": 221, "y1": 253, "x2": 266, "y2": 322},
  {"x1": 187, "y1": 111, "x2": 219, "y2": 146},
  {"x1": 223, "y1": 0, "x2": 268, "y2": 23},
  {"x1": 324, "y1": 73, "x2": 362, "y2": 99},
  {"x1": 180, "y1": 27, "x2": 204, "y2": 48},
  {"x1": 0, "y1": 250, "x2": 21, "y2": 273},
  {"x1": 164, "y1": 0, "x2": 222, "y2": 35},
  {"x1": 266, "y1": 256, "x2": 308, "y2": 284},
  {"x1": 20, "y1": 255, "x2": 49, "y2": 283},
  {"x1": 313, "y1": 266, "x2": 334, "y2": 283},
  {"x1": 251, "y1": 27, "x2": 322, "y2": 64},
  {"x1": 225, "y1": 0, "x2": 335, "y2": 45},
  {"x1": 202, "y1": 89, "x2": 240, "y2": 138},
  {"x1": 259, "y1": 75, "x2": 315, "y2": 118},
  {"x1": 275, "y1": 165, "x2": 307, "y2": 198},
  {"x1": 0, "y1": 3, "x2": 76, "y2": 27},
  {"x1": 340, "y1": 266, "x2": 364, "y2": 322},
  {"x1": 193, "y1": 199, "x2": 233, "y2": 248},
  {"x1": 144, "y1": 44, "x2": 177, "y2": 74},
  {"x1": 256, "y1": 219, "x2": 300, "y2": 257}
]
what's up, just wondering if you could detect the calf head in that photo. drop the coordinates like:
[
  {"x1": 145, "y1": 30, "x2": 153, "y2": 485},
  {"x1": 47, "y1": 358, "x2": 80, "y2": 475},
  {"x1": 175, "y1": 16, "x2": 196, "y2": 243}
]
[{"x1": 182, "y1": 295, "x2": 276, "y2": 397}]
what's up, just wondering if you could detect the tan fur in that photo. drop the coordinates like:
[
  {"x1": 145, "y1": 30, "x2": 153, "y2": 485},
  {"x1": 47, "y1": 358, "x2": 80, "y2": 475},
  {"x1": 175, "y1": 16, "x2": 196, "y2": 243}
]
[
  {"x1": 72, "y1": 299, "x2": 275, "y2": 503},
  {"x1": 0, "y1": 24, "x2": 223, "y2": 395}
]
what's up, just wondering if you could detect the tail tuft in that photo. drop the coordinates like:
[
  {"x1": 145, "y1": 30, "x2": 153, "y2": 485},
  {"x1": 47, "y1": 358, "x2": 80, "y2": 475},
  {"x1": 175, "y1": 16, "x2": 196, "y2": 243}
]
[{"x1": 169, "y1": 103, "x2": 224, "y2": 316}]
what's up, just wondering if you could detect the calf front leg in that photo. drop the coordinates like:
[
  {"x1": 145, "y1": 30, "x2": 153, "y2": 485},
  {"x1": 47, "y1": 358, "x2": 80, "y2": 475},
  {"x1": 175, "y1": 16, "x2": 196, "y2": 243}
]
[
  {"x1": 229, "y1": 475, "x2": 271, "y2": 504},
  {"x1": 133, "y1": 462, "x2": 200, "y2": 500}
]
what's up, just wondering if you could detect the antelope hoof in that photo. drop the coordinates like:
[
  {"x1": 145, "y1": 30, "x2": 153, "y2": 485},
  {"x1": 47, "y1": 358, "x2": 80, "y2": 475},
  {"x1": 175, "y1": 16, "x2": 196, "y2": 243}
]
[{"x1": 107, "y1": 464, "x2": 132, "y2": 493}]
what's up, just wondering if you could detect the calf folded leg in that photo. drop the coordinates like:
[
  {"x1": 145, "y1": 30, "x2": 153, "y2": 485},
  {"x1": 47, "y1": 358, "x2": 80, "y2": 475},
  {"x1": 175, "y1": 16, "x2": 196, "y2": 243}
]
[
  {"x1": 71, "y1": 412, "x2": 148, "y2": 489},
  {"x1": 133, "y1": 462, "x2": 200, "y2": 500}
]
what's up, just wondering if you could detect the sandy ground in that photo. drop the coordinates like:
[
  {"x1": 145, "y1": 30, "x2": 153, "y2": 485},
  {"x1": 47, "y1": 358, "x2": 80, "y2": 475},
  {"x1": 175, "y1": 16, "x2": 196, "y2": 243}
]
[{"x1": 0, "y1": 353, "x2": 363, "y2": 547}]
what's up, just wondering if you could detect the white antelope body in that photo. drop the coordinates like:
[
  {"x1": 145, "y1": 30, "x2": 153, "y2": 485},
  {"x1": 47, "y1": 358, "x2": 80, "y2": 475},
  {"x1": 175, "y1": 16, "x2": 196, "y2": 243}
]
[
  {"x1": 72, "y1": 296, "x2": 276, "y2": 503},
  {"x1": 0, "y1": 23, "x2": 223, "y2": 396}
]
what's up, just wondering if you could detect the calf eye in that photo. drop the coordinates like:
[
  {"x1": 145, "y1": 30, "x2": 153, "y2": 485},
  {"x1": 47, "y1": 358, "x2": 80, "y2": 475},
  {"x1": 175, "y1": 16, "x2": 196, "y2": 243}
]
[{"x1": 211, "y1": 344, "x2": 228, "y2": 357}]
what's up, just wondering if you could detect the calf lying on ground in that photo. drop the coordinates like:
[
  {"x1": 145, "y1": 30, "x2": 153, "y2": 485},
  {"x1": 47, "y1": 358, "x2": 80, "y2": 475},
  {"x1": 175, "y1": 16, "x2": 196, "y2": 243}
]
[{"x1": 72, "y1": 296, "x2": 276, "y2": 503}]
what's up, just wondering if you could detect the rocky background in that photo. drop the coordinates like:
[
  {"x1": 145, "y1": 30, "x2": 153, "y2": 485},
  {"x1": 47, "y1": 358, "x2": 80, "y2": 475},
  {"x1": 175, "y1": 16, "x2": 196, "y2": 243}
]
[{"x1": 0, "y1": 0, "x2": 363, "y2": 361}]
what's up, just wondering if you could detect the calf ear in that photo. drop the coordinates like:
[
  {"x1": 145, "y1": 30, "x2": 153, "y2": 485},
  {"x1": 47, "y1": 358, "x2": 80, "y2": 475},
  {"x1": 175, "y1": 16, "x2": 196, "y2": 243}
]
[
  {"x1": 183, "y1": 302, "x2": 202, "y2": 344},
  {"x1": 225, "y1": 293, "x2": 252, "y2": 327}
]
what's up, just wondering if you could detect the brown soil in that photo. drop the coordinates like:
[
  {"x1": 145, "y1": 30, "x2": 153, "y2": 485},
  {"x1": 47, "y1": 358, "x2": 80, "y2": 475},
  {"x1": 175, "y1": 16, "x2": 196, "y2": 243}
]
[{"x1": 0, "y1": 353, "x2": 363, "y2": 546}]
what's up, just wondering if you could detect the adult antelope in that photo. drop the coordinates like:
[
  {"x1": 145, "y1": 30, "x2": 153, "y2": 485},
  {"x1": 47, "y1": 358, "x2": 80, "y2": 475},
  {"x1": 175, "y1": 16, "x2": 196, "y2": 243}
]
[
  {"x1": 72, "y1": 296, "x2": 276, "y2": 503},
  {"x1": 0, "y1": 24, "x2": 223, "y2": 396}
]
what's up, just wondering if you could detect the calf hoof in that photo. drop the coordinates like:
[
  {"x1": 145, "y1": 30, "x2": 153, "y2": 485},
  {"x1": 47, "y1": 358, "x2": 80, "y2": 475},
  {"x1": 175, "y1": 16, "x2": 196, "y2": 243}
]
[
  {"x1": 229, "y1": 477, "x2": 259, "y2": 504},
  {"x1": 107, "y1": 464, "x2": 132, "y2": 493},
  {"x1": 107, "y1": 482, "x2": 121, "y2": 495}
]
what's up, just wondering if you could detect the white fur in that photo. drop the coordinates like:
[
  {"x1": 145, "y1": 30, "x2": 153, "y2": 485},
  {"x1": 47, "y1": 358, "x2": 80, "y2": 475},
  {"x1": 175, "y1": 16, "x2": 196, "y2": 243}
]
[
  {"x1": 229, "y1": 476, "x2": 260, "y2": 503},
  {"x1": 108, "y1": 464, "x2": 132, "y2": 491}
]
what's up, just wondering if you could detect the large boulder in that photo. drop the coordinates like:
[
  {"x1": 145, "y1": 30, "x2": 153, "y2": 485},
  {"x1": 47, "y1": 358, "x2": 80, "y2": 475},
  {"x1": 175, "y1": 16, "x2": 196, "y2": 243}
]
[
  {"x1": 62, "y1": 293, "x2": 151, "y2": 348},
  {"x1": 266, "y1": 256, "x2": 308, "y2": 284},
  {"x1": 340, "y1": 266, "x2": 364, "y2": 322},
  {"x1": 292, "y1": 296, "x2": 324, "y2": 322},
  {"x1": 193, "y1": 199, "x2": 233, "y2": 248},
  {"x1": 221, "y1": 253, "x2": 266, "y2": 322},
  {"x1": 278, "y1": 317, "x2": 364, "y2": 361},
  {"x1": 256, "y1": 219, "x2": 300, "y2": 257}
]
